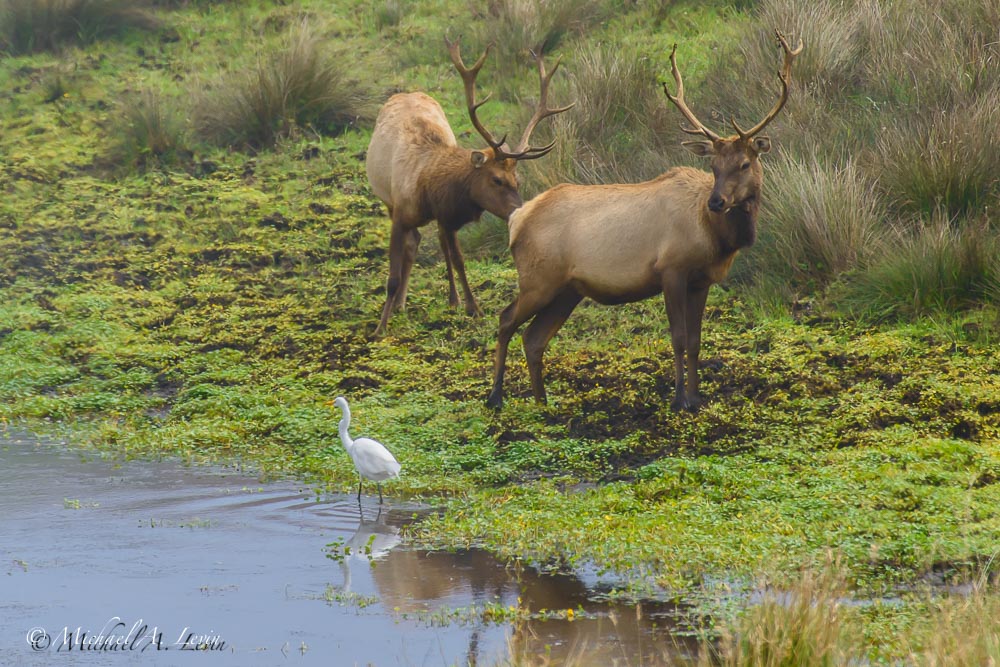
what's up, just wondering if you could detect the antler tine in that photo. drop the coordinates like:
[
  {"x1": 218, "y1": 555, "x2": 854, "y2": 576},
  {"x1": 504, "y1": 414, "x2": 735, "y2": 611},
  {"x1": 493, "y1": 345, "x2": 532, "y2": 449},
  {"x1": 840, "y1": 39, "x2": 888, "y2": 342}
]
[
  {"x1": 662, "y1": 44, "x2": 722, "y2": 143},
  {"x1": 445, "y1": 36, "x2": 508, "y2": 153},
  {"x1": 731, "y1": 29, "x2": 803, "y2": 140},
  {"x1": 510, "y1": 48, "x2": 576, "y2": 159}
]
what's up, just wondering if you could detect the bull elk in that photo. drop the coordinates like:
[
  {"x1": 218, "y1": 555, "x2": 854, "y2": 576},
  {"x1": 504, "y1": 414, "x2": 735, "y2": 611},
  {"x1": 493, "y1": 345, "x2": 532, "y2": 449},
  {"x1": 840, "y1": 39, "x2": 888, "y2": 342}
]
[
  {"x1": 366, "y1": 37, "x2": 573, "y2": 336},
  {"x1": 487, "y1": 30, "x2": 802, "y2": 411}
]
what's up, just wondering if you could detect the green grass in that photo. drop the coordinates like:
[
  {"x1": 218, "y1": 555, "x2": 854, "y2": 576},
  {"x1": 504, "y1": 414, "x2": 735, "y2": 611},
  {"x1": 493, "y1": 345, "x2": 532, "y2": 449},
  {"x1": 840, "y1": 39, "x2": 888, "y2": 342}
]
[
  {"x1": 0, "y1": 0, "x2": 999, "y2": 662},
  {"x1": 0, "y1": 0, "x2": 161, "y2": 54},
  {"x1": 194, "y1": 19, "x2": 376, "y2": 150}
]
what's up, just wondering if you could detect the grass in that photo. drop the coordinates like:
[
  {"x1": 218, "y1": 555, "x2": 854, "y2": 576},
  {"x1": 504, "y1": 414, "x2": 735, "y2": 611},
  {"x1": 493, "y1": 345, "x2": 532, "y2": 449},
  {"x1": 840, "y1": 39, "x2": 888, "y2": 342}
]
[
  {"x1": 708, "y1": 557, "x2": 852, "y2": 667},
  {"x1": 838, "y1": 215, "x2": 999, "y2": 320},
  {"x1": 732, "y1": 156, "x2": 884, "y2": 291},
  {"x1": 698, "y1": 0, "x2": 1000, "y2": 319},
  {"x1": 0, "y1": 0, "x2": 161, "y2": 54},
  {"x1": 109, "y1": 87, "x2": 191, "y2": 171},
  {"x1": 469, "y1": 0, "x2": 609, "y2": 99},
  {"x1": 0, "y1": 0, "x2": 999, "y2": 662},
  {"x1": 194, "y1": 19, "x2": 376, "y2": 150},
  {"x1": 874, "y1": 91, "x2": 1000, "y2": 218}
]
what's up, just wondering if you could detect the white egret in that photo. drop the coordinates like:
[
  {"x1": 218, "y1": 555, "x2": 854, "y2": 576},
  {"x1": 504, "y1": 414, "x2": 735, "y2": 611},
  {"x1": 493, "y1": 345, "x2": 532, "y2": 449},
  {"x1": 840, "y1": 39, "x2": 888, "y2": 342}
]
[{"x1": 332, "y1": 396, "x2": 401, "y2": 503}]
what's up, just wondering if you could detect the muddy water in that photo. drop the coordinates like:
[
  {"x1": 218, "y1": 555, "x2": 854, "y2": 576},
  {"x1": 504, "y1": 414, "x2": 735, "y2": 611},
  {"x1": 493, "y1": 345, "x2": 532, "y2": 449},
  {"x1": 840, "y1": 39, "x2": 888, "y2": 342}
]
[{"x1": 1, "y1": 431, "x2": 692, "y2": 666}]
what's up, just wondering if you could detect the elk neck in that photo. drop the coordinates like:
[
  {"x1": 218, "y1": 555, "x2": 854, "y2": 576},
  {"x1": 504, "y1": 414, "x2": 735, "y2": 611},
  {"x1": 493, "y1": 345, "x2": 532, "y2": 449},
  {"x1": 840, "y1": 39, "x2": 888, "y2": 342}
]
[
  {"x1": 705, "y1": 190, "x2": 759, "y2": 257},
  {"x1": 417, "y1": 147, "x2": 486, "y2": 229}
]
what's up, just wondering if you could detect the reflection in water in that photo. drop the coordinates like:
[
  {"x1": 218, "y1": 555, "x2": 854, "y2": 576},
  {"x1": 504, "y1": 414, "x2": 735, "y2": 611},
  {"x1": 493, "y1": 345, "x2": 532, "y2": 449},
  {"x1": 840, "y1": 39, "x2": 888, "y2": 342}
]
[
  {"x1": 1, "y1": 431, "x2": 695, "y2": 667},
  {"x1": 353, "y1": 506, "x2": 698, "y2": 665},
  {"x1": 337, "y1": 504, "x2": 402, "y2": 592}
]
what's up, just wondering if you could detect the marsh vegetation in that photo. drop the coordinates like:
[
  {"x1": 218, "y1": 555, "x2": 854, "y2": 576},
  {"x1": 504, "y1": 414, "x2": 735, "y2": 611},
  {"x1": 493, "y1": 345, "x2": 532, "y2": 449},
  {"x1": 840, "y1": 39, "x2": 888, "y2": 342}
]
[{"x1": 0, "y1": 0, "x2": 998, "y2": 662}]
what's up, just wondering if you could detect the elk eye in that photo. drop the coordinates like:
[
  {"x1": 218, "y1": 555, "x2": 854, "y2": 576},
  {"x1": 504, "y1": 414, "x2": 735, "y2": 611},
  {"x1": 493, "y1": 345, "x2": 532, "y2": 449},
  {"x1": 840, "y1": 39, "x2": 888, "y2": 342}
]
[
  {"x1": 740, "y1": 162, "x2": 751, "y2": 170},
  {"x1": 492, "y1": 176, "x2": 504, "y2": 186}
]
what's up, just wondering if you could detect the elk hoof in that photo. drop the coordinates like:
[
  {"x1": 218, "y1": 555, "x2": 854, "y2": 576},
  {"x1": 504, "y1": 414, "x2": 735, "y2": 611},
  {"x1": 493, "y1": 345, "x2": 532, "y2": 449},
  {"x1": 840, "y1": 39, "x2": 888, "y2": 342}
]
[
  {"x1": 486, "y1": 390, "x2": 503, "y2": 410},
  {"x1": 670, "y1": 394, "x2": 703, "y2": 413},
  {"x1": 466, "y1": 304, "x2": 484, "y2": 317}
]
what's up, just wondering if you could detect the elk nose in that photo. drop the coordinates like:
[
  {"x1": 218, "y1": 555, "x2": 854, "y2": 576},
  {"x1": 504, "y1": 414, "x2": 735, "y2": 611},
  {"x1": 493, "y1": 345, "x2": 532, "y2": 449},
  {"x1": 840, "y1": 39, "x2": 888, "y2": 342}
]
[{"x1": 708, "y1": 193, "x2": 726, "y2": 212}]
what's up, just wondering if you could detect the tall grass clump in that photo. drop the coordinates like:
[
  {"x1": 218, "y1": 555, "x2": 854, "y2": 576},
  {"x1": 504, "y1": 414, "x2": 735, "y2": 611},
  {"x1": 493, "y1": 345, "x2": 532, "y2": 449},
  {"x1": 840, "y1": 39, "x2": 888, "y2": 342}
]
[
  {"x1": 906, "y1": 582, "x2": 1000, "y2": 665},
  {"x1": 873, "y1": 92, "x2": 1000, "y2": 218},
  {"x1": 0, "y1": 0, "x2": 160, "y2": 54},
  {"x1": 705, "y1": 561, "x2": 854, "y2": 667},
  {"x1": 988, "y1": 256, "x2": 1000, "y2": 308},
  {"x1": 697, "y1": 0, "x2": 1000, "y2": 317},
  {"x1": 369, "y1": 0, "x2": 404, "y2": 33},
  {"x1": 110, "y1": 88, "x2": 191, "y2": 172},
  {"x1": 520, "y1": 43, "x2": 677, "y2": 190},
  {"x1": 195, "y1": 21, "x2": 374, "y2": 151},
  {"x1": 471, "y1": 0, "x2": 606, "y2": 98},
  {"x1": 855, "y1": 0, "x2": 1000, "y2": 109},
  {"x1": 841, "y1": 215, "x2": 999, "y2": 321},
  {"x1": 733, "y1": 156, "x2": 884, "y2": 291}
]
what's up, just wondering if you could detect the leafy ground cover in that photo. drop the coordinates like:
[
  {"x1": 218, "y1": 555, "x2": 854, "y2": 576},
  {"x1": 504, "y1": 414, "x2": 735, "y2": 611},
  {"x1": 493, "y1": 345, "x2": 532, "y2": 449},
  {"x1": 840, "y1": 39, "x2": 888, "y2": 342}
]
[{"x1": 1, "y1": 0, "x2": 999, "y2": 660}]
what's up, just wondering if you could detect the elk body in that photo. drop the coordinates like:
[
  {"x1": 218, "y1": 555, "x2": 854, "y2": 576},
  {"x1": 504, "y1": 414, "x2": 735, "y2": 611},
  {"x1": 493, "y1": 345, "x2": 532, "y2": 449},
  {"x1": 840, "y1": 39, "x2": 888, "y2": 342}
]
[
  {"x1": 487, "y1": 31, "x2": 802, "y2": 412},
  {"x1": 366, "y1": 38, "x2": 572, "y2": 336}
]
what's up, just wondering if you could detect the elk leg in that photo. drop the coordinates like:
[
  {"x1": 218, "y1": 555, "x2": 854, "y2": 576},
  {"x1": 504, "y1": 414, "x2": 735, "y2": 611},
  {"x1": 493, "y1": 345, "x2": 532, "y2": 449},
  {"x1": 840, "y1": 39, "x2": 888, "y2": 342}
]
[
  {"x1": 437, "y1": 225, "x2": 460, "y2": 310},
  {"x1": 375, "y1": 220, "x2": 409, "y2": 336},
  {"x1": 662, "y1": 274, "x2": 693, "y2": 412},
  {"x1": 683, "y1": 285, "x2": 711, "y2": 411},
  {"x1": 522, "y1": 288, "x2": 582, "y2": 404},
  {"x1": 442, "y1": 227, "x2": 483, "y2": 317},
  {"x1": 487, "y1": 289, "x2": 552, "y2": 409},
  {"x1": 397, "y1": 228, "x2": 421, "y2": 312}
]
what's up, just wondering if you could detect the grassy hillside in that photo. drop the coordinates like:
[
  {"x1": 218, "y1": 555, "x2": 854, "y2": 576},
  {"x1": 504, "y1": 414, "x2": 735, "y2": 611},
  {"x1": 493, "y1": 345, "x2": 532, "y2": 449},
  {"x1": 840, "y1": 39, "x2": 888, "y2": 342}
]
[{"x1": 1, "y1": 0, "x2": 999, "y2": 660}]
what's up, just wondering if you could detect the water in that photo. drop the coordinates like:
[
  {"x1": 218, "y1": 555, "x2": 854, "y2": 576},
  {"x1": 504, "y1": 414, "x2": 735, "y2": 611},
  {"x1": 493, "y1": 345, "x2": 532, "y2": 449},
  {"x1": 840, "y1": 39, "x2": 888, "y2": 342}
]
[{"x1": 0, "y1": 431, "x2": 691, "y2": 666}]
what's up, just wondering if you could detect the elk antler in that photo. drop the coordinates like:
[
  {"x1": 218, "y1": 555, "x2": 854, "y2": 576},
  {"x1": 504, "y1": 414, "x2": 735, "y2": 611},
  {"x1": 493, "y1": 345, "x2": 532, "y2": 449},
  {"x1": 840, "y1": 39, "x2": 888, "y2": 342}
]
[
  {"x1": 730, "y1": 30, "x2": 804, "y2": 140},
  {"x1": 445, "y1": 36, "x2": 510, "y2": 155},
  {"x1": 445, "y1": 36, "x2": 572, "y2": 162},
  {"x1": 662, "y1": 43, "x2": 722, "y2": 142},
  {"x1": 510, "y1": 48, "x2": 576, "y2": 160}
]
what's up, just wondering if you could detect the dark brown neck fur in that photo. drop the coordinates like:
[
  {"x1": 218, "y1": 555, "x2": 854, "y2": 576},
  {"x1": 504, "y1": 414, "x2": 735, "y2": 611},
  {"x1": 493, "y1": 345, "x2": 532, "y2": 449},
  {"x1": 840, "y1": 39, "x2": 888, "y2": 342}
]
[
  {"x1": 709, "y1": 194, "x2": 759, "y2": 257},
  {"x1": 417, "y1": 147, "x2": 483, "y2": 229}
]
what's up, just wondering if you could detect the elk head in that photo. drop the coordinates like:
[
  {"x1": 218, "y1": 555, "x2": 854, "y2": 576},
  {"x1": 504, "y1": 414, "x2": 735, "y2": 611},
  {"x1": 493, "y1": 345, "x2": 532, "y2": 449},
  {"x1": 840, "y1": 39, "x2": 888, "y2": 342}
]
[
  {"x1": 663, "y1": 30, "x2": 802, "y2": 219},
  {"x1": 446, "y1": 37, "x2": 574, "y2": 220}
]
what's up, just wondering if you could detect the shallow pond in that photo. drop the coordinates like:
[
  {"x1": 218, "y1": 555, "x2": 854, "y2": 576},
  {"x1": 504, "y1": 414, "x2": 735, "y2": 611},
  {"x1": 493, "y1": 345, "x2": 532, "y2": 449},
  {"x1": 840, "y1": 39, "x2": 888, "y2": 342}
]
[{"x1": 1, "y1": 431, "x2": 693, "y2": 666}]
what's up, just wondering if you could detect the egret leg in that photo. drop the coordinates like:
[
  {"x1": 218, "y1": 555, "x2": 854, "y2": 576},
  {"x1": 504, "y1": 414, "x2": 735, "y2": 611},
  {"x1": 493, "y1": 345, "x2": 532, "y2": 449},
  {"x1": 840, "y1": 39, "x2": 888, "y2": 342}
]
[
  {"x1": 357, "y1": 478, "x2": 363, "y2": 501},
  {"x1": 377, "y1": 483, "x2": 384, "y2": 504}
]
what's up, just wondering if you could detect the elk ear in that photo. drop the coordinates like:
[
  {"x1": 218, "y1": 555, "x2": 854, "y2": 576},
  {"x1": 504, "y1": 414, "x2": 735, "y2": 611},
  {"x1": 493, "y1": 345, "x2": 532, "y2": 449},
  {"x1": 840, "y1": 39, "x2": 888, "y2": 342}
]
[
  {"x1": 470, "y1": 151, "x2": 488, "y2": 168},
  {"x1": 752, "y1": 136, "x2": 772, "y2": 154},
  {"x1": 681, "y1": 140, "x2": 716, "y2": 157}
]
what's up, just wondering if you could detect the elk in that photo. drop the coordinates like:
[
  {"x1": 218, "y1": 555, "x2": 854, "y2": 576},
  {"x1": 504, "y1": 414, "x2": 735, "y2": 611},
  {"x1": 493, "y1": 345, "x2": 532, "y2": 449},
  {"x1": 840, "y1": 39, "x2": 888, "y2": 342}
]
[
  {"x1": 487, "y1": 31, "x2": 802, "y2": 412},
  {"x1": 366, "y1": 37, "x2": 573, "y2": 336}
]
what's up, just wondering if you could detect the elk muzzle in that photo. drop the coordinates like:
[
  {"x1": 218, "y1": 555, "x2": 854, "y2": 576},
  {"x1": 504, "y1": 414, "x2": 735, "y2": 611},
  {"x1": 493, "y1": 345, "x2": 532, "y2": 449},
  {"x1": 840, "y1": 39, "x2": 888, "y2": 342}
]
[{"x1": 708, "y1": 192, "x2": 726, "y2": 213}]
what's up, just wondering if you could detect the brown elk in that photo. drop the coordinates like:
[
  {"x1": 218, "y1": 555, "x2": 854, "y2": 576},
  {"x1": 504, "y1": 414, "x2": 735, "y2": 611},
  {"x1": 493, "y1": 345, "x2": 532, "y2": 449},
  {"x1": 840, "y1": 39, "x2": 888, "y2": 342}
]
[
  {"x1": 487, "y1": 31, "x2": 802, "y2": 412},
  {"x1": 366, "y1": 38, "x2": 573, "y2": 336}
]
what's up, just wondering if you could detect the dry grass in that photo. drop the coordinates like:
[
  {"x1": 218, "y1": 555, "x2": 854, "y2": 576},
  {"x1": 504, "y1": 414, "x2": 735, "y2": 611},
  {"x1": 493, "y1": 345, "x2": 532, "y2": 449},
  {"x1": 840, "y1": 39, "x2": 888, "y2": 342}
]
[
  {"x1": 702, "y1": 0, "x2": 1000, "y2": 317},
  {"x1": 520, "y1": 42, "x2": 679, "y2": 190},
  {"x1": 731, "y1": 156, "x2": 884, "y2": 289},
  {"x1": 708, "y1": 562, "x2": 852, "y2": 667},
  {"x1": 471, "y1": 0, "x2": 608, "y2": 99},
  {"x1": 110, "y1": 88, "x2": 191, "y2": 171},
  {"x1": 873, "y1": 90, "x2": 1000, "y2": 218},
  {"x1": 841, "y1": 214, "x2": 999, "y2": 320},
  {"x1": 194, "y1": 20, "x2": 375, "y2": 150},
  {"x1": 0, "y1": 0, "x2": 160, "y2": 54}
]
